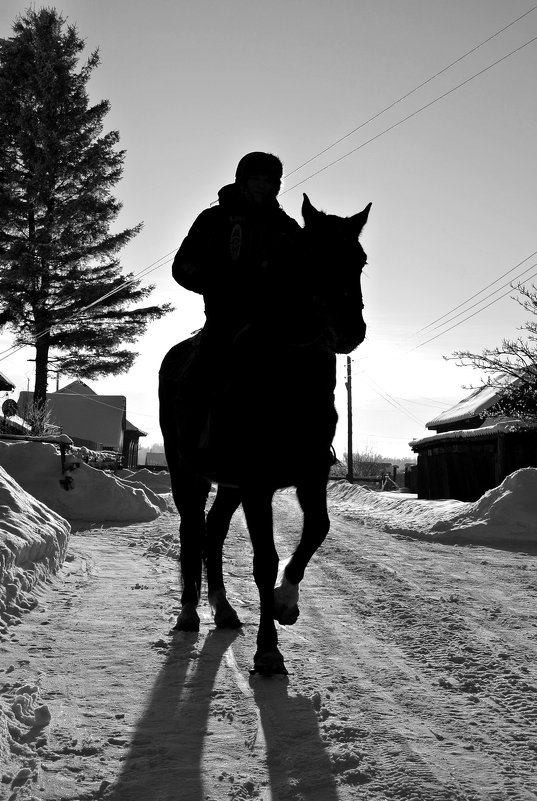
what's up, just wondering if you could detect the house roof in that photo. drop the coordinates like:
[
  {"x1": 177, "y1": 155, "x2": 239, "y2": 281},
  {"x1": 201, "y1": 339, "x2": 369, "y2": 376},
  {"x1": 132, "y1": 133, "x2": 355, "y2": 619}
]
[
  {"x1": 18, "y1": 380, "x2": 126, "y2": 449},
  {"x1": 426, "y1": 373, "x2": 520, "y2": 430},
  {"x1": 0, "y1": 370, "x2": 15, "y2": 391},
  {"x1": 56, "y1": 379, "x2": 95, "y2": 396},
  {"x1": 125, "y1": 418, "x2": 147, "y2": 437},
  {"x1": 412, "y1": 416, "x2": 537, "y2": 450}
]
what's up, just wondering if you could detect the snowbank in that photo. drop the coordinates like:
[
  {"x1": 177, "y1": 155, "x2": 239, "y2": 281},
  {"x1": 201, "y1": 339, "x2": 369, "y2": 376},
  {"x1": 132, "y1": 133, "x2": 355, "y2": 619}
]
[
  {"x1": 0, "y1": 441, "x2": 166, "y2": 524},
  {"x1": 117, "y1": 467, "x2": 172, "y2": 494},
  {"x1": 327, "y1": 467, "x2": 537, "y2": 545},
  {"x1": 0, "y1": 465, "x2": 70, "y2": 635}
]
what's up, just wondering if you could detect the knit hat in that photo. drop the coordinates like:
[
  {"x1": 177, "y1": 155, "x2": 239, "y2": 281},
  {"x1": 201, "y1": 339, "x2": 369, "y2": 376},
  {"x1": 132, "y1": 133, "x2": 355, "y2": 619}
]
[{"x1": 235, "y1": 152, "x2": 283, "y2": 183}]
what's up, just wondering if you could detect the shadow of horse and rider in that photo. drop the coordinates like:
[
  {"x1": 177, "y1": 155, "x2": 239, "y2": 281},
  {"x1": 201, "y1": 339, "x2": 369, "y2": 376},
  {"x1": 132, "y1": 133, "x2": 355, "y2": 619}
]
[{"x1": 107, "y1": 629, "x2": 339, "y2": 801}]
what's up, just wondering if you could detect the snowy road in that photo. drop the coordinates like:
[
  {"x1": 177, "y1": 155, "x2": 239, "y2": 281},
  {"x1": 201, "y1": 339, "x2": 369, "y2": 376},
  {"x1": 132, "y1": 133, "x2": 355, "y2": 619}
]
[{"x1": 3, "y1": 491, "x2": 537, "y2": 800}]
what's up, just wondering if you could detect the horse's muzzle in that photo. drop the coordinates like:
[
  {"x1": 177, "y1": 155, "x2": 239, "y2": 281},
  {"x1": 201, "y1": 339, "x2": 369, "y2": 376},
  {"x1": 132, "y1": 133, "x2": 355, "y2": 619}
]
[{"x1": 330, "y1": 319, "x2": 366, "y2": 354}]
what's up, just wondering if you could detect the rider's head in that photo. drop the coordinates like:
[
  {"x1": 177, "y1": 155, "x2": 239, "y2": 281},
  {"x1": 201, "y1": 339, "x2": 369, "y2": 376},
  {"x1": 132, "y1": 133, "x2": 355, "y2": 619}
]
[{"x1": 235, "y1": 152, "x2": 283, "y2": 204}]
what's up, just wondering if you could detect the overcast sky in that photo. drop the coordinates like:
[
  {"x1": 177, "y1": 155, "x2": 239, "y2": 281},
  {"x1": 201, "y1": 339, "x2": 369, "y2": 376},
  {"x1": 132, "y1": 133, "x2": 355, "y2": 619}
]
[{"x1": 1, "y1": 0, "x2": 536, "y2": 458}]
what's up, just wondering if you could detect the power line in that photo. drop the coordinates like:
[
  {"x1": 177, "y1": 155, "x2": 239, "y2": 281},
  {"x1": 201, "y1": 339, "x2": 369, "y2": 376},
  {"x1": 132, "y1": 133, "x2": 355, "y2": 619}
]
[
  {"x1": 15, "y1": 12, "x2": 533, "y2": 364},
  {"x1": 281, "y1": 33, "x2": 537, "y2": 196},
  {"x1": 0, "y1": 253, "x2": 174, "y2": 365},
  {"x1": 415, "y1": 250, "x2": 537, "y2": 335},
  {"x1": 388, "y1": 396, "x2": 450, "y2": 410},
  {"x1": 410, "y1": 269, "x2": 537, "y2": 351},
  {"x1": 5, "y1": 12, "x2": 537, "y2": 381},
  {"x1": 349, "y1": 430, "x2": 418, "y2": 442},
  {"x1": 282, "y1": 5, "x2": 537, "y2": 182},
  {"x1": 361, "y1": 374, "x2": 424, "y2": 426},
  {"x1": 346, "y1": 251, "x2": 537, "y2": 365},
  {"x1": 77, "y1": 252, "x2": 175, "y2": 312},
  {"x1": 412, "y1": 259, "x2": 537, "y2": 340},
  {"x1": 111, "y1": 14, "x2": 537, "y2": 329}
]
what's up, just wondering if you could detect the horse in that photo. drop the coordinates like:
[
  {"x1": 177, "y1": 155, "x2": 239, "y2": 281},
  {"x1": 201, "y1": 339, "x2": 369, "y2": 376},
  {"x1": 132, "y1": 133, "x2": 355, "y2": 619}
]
[{"x1": 159, "y1": 193, "x2": 371, "y2": 676}]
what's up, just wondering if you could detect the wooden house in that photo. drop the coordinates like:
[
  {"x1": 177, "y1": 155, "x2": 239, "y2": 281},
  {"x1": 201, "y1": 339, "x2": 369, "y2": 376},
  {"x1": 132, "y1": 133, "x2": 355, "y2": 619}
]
[
  {"x1": 17, "y1": 380, "x2": 147, "y2": 469},
  {"x1": 410, "y1": 379, "x2": 537, "y2": 501}
]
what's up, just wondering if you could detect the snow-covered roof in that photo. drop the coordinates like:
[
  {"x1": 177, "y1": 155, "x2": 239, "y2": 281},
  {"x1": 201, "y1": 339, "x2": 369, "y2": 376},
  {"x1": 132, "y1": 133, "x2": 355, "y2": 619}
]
[
  {"x1": 0, "y1": 414, "x2": 31, "y2": 434},
  {"x1": 426, "y1": 373, "x2": 519, "y2": 430},
  {"x1": 411, "y1": 417, "x2": 537, "y2": 450},
  {"x1": 0, "y1": 370, "x2": 15, "y2": 391}
]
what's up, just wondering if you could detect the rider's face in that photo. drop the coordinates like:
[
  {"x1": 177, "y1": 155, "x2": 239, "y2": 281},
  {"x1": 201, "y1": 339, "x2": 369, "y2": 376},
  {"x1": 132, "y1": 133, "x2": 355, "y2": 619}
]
[{"x1": 245, "y1": 174, "x2": 276, "y2": 204}]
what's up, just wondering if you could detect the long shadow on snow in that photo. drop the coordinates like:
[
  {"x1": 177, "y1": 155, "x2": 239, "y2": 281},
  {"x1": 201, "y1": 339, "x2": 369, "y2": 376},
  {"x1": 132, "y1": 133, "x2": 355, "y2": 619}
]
[
  {"x1": 106, "y1": 626, "x2": 339, "y2": 800},
  {"x1": 250, "y1": 675, "x2": 340, "y2": 800},
  {"x1": 106, "y1": 628, "x2": 238, "y2": 801}
]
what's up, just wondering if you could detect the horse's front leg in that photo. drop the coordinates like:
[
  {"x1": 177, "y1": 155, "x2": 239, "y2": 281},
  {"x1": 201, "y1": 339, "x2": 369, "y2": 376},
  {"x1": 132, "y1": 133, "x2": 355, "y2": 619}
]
[
  {"x1": 274, "y1": 474, "x2": 330, "y2": 625},
  {"x1": 206, "y1": 486, "x2": 242, "y2": 628},
  {"x1": 241, "y1": 488, "x2": 287, "y2": 675}
]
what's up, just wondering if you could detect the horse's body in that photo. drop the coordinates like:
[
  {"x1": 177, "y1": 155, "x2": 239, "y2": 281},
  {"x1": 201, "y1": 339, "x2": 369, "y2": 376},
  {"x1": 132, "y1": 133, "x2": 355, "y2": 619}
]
[{"x1": 159, "y1": 194, "x2": 370, "y2": 675}]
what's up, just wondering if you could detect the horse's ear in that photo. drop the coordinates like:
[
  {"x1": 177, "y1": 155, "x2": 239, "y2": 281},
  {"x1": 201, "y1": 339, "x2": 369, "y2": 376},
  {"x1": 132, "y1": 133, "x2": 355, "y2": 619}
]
[
  {"x1": 302, "y1": 193, "x2": 320, "y2": 223},
  {"x1": 349, "y1": 202, "x2": 372, "y2": 236}
]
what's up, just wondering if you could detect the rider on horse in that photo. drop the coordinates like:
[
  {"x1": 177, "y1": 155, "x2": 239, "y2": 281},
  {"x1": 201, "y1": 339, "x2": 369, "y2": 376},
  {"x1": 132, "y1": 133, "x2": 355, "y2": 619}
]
[
  {"x1": 172, "y1": 151, "x2": 303, "y2": 347},
  {"x1": 170, "y1": 152, "x2": 307, "y2": 474}
]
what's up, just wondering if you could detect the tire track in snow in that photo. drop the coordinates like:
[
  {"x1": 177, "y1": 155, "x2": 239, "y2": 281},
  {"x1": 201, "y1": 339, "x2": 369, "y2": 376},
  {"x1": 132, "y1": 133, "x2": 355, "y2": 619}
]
[
  {"x1": 267, "y1": 492, "x2": 537, "y2": 800},
  {"x1": 319, "y1": 527, "x2": 537, "y2": 797}
]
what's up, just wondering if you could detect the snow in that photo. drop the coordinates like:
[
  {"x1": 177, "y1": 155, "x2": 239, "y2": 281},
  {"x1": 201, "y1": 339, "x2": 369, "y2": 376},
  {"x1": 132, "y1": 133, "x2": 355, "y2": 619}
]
[
  {"x1": 0, "y1": 455, "x2": 536, "y2": 799},
  {"x1": 424, "y1": 372, "x2": 517, "y2": 429},
  {"x1": 411, "y1": 416, "x2": 537, "y2": 448},
  {"x1": 0, "y1": 465, "x2": 70, "y2": 636},
  {"x1": 0, "y1": 444, "x2": 173, "y2": 637},
  {"x1": 327, "y1": 467, "x2": 537, "y2": 545},
  {"x1": 0, "y1": 441, "x2": 172, "y2": 524},
  {"x1": 1, "y1": 443, "x2": 534, "y2": 644}
]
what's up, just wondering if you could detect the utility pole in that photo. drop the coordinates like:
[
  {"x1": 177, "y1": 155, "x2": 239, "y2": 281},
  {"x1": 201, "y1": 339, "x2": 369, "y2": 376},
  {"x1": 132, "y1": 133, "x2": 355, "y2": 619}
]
[{"x1": 346, "y1": 356, "x2": 353, "y2": 483}]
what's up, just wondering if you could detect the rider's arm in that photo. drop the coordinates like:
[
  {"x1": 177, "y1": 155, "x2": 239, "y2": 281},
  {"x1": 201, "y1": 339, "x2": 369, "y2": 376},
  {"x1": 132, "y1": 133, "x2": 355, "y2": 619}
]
[{"x1": 172, "y1": 209, "x2": 217, "y2": 294}]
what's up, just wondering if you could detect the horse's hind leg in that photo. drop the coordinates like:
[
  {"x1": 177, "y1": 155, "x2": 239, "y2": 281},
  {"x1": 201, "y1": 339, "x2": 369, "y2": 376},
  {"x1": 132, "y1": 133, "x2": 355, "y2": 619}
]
[
  {"x1": 159, "y1": 341, "x2": 210, "y2": 631},
  {"x1": 274, "y1": 474, "x2": 330, "y2": 625},
  {"x1": 206, "y1": 486, "x2": 242, "y2": 628},
  {"x1": 171, "y1": 471, "x2": 211, "y2": 631}
]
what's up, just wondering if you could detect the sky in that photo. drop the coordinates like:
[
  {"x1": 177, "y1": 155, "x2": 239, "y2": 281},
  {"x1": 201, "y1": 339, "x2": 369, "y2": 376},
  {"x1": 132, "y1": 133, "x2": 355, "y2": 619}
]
[{"x1": 0, "y1": 0, "x2": 536, "y2": 459}]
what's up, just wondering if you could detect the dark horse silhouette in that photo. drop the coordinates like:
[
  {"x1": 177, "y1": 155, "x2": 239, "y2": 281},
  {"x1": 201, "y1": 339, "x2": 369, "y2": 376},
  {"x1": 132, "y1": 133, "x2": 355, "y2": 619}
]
[{"x1": 159, "y1": 194, "x2": 371, "y2": 676}]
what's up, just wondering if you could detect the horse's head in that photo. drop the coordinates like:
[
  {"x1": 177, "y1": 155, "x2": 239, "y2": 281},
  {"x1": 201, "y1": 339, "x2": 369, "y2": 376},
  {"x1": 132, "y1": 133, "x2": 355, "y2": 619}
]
[{"x1": 302, "y1": 193, "x2": 370, "y2": 354}]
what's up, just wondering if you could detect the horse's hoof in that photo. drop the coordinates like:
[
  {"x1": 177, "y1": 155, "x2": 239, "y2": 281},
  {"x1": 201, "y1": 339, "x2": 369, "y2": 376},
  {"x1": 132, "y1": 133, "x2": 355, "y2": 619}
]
[
  {"x1": 274, "y1": 603, "x2": 300, "y2": 625},
  {"x1": 274, "y1": 573, "x2": 300, "y2": 625},
  {"x1": 209, "y1": 590, "x2": 243, "y2": 629},
  {"x1": 251, "y1": 649, "x2": 288, "y2": 677},
  {"x1": 175, "y1": 603, "x2": 200, "y2": 632}
]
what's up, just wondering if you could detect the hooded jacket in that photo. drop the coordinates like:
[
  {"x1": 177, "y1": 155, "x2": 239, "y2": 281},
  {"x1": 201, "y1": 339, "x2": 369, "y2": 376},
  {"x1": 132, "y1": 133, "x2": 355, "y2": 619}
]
[{"x1": 172, "y1": 183, "x2": 302, "y2": 342}]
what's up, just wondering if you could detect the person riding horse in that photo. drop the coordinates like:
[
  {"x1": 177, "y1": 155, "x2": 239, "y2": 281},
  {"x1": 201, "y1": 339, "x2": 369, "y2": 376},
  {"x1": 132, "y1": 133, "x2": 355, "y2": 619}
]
[
  {"x1": 171, "y1": 152, "x2": 307, "y2": 473},
  {"x1": 162, "y1": 152, "x2": 371, "y2": 674},
  {"x1": 173, "y1": 151, "x2": 302, "y2": 344}
]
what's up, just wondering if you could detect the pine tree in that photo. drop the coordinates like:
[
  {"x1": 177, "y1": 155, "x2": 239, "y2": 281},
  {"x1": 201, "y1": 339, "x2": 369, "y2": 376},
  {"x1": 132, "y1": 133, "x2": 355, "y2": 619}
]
[
  {"x1": 450, "y1": 283, "x2": 537, "y2": 422},
  {"x1": 0, "y1": 7, "x2": 172, "y2": 406}
]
